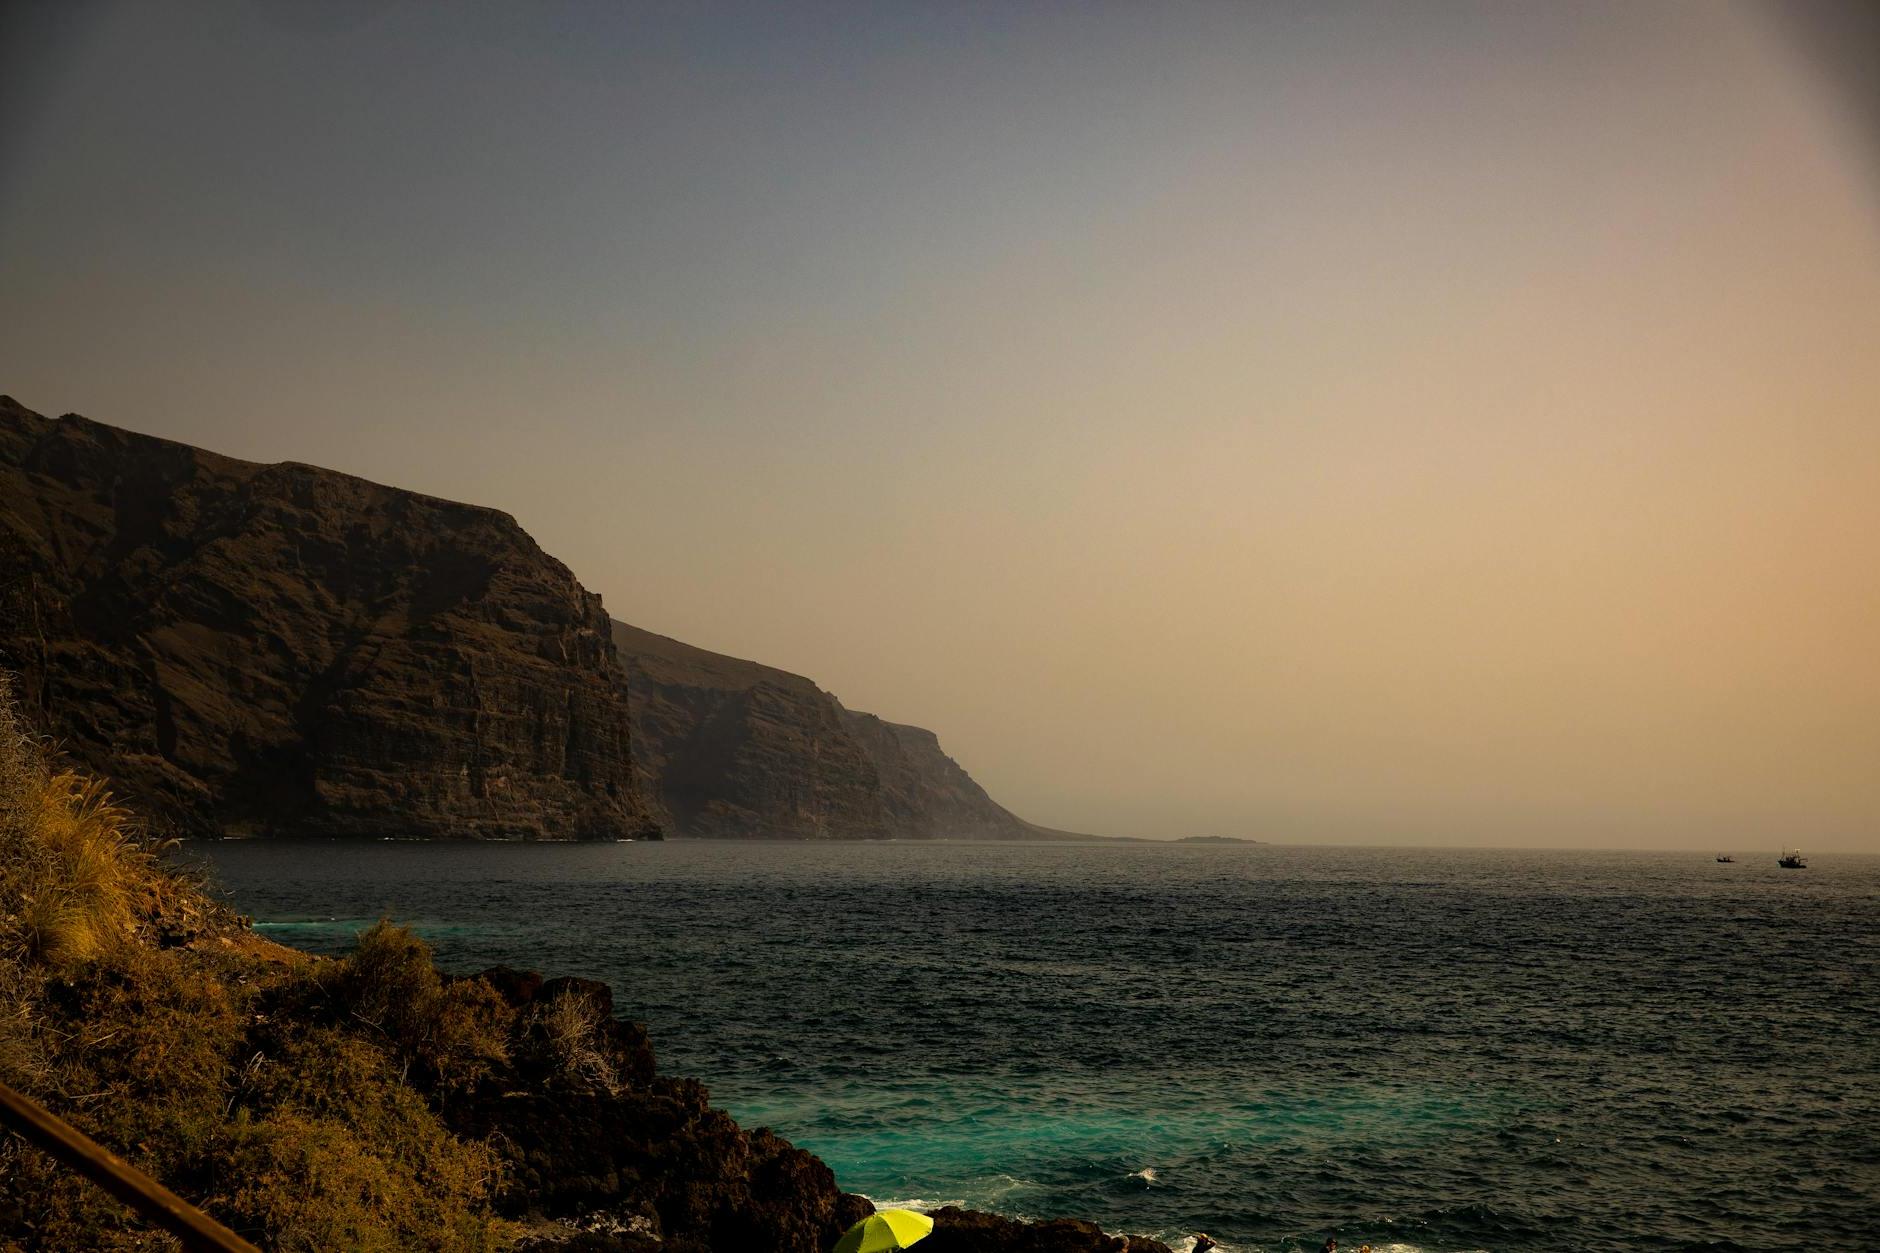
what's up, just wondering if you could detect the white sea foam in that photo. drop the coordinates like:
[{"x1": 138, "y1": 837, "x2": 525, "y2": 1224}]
[
  {"x1": 862, "y1": 1197, "x2": 967, "y2": 1213},
  {"x1": 862, "y1": 1170, "x2": 1038, "y2": 1216},
  {"x1": 1162, "y1": 1239, "x2": 1449, "y2": 1253}
]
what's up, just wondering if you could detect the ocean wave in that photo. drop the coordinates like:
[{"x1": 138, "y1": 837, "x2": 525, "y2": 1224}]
[
  {"x1": 1164, "y1": 1242, "x2": 1449, "y2": 1253},
  {"x1": 861, "y1": 1196, "x2": 968, "y2": 1213},
  {"x1": 861, "y1": 1170, "x2": 1038, "y2": 1216}
]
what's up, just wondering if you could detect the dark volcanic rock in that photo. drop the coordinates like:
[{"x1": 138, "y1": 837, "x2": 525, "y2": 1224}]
[
  {"x1": 461, "y1": 970, "x2": 1169, "y2": 1253},
  {"x1": 469, "y1": 1082, "x2": 865, "y2": 1253},
  {"x1": 612, "y1": 619, "x2": 1060, "y2": 840},
  {"x1": 480, "y1": 964, "x2": 547, "y2": 1007},
  {"x1": 924, "y1": 1206, "x2": 1173, "y2": 1253},
  {"x1": 0, "y1": 397, "x2": 660, "y2": 840},
  {"x1": 455, "y1": 966, "x2": 869, "y2": 1253}
]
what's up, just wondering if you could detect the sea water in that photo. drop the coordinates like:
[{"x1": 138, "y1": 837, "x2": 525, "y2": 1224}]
[{"x1": 190, "y1": 841, "x2": 1880, "y2": 1252}]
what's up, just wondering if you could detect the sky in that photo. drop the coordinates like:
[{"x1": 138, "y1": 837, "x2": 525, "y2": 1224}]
[{"x1": 2, "y1": 1, "x2": 1877, "y2": 850}]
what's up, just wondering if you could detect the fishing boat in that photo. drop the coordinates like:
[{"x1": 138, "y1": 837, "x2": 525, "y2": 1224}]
[
  {"x1": 1716, "y1": 854, "x2": 1734, "y2": 863},
  {"x1": 1778, "y1": 849, "x2": 1807, "y2": 869}
]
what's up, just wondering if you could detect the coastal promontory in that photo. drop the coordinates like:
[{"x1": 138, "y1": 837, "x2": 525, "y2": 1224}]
[{"x1": 615, "y1": 620, "x2": 1061, "y2": 840}]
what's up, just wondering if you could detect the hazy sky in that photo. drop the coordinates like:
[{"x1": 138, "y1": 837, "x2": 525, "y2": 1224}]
[{"x1": 3, "y1": 1, "x2": 1877, "y2": 849}]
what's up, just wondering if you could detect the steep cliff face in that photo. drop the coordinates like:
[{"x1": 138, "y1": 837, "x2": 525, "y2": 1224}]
[
  {"x1": 613, "y1": 620, "x2": 1053, "y2": 840},
  {"x1": 613, "y1": 621, "x2": 887, "y2": 839},
  {"x1": 0, "y1": 397, "x2": 660, "y2": 840},
  {"x1": 836, "y1": 708, "x2": 1035, "y2": 840}
]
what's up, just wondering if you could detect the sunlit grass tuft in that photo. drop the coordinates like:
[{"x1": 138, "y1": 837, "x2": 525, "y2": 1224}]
[
  {"x1": 534, "y1": 988, "x2": 622, "y2": 1096},
  {"x1": 0, "y1": 676, "x2": 165, "y2": 971}
]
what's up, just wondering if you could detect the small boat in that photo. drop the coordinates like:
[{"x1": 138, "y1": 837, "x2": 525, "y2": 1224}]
[
  {"x1": 1778, "y1": 849, "x2": 1807, "y2": 869},
  {"x1": 1716, "y1": 855, "x2": 1734, "y2": 863}
]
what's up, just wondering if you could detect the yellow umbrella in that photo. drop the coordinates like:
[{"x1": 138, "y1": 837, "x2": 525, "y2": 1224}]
[{"x1": 833, "y1": 1208, "x2": 935, "y2": 1253}]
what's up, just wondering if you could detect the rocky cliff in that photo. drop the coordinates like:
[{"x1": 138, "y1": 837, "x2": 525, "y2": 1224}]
[
  {"x1": 836, "y1": 706, "x2": 1044, "y2": 840},
  {"x1": 611, "y1": 621, "x2": 888, "y2": 839},
  {"x1": 613, "y1": 620, "x2": 1061, "y2": 839},
  {"x1": 0, "y1": 396, "x2": 660, "y2": 840}
]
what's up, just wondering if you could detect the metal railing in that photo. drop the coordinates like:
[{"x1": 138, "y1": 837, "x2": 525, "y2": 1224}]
[{"x1": 0, "y1": 1079, "x2": 260, "y2": 1252}]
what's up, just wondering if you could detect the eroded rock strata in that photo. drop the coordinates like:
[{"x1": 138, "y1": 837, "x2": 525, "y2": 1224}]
[
  {"x1": 836, "y1": 706, "x2": 1040, "y2": 840},
  {"x1": 0, "y1": 397, "x2": 659, "y2": 840},
  {"x1": 612, "y1": 620, "x2": 889, "y2": 839}
]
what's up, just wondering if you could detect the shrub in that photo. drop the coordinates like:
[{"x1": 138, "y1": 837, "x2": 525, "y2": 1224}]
[
  {"x1": 214, "y1": 1028, "x2": 505, "y2": 1251},
  {"x1": 0, "y1": 674, "x2": 190, "y2": 971},
  {"x1": 324, "y1": 920, "x2": 513, "y2": 1092},
  {"x1": 534, "y1": 988, "x2": 623, "y2": 1095}
]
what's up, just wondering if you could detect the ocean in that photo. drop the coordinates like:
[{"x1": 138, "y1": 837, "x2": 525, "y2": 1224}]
[{"x1": 187, "y1": 840, "x2": 1880, "y2": 1253}]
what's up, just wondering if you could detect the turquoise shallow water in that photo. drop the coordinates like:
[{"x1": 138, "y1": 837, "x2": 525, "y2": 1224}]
[{"x1": 196, "y1": 841, "x2": 1880, "y2": 1252}]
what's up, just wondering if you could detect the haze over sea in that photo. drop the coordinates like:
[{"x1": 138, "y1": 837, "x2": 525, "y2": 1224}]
[{"x1": 192, "y1": 841, "x2": 1879, "y2": 1253}]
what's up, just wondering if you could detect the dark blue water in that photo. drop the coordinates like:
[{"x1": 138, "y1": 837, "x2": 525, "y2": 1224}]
[{"x1": 189, "y1": 841, "x2": 1880, "y2": 1253}]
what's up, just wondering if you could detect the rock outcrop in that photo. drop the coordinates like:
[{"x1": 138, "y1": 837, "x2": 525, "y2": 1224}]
[
  {"x1": 924, "y1": 1208, "x2": 1173, "y2": 1253},
  {"x1": 613, "y1": 620, "x2": 1064, "y2": 839},
  {"x1": 460, "y1": 968, "x2": 874, "y2": 1253},
  {"x1": 454, "y1": 972, "x2": 1171, "y2": 1252},
  {"x1": 0, "y1": 396, "x2": 660, "y2": 840}
]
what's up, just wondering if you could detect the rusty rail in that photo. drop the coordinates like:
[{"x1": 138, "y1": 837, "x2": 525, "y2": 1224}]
[{"x1": 0, "y1": 1079, "x2": 260, "y2": 1252}]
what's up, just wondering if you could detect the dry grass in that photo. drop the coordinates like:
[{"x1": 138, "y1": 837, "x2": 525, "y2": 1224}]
[
  {"x1": 8, "y1": 771, "x2": 137, "y2": 964},
  {"x1": 0, "y1": 674, "x2": 521, "y2": 1250},
  {"x1": 0, "y1": 675, "x2": 183, "y2": 971},
  {"x1": 326, "y1": 920, "x2": 514, "y2": 1092},
  {"x1": 535, "y1": 988, "x2": 622, "y2": 1096}
]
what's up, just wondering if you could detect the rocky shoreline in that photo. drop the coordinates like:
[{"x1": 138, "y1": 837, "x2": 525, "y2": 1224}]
[{"x1": 439, "y1": 965, "x2": 1173, "y2": 1253}]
